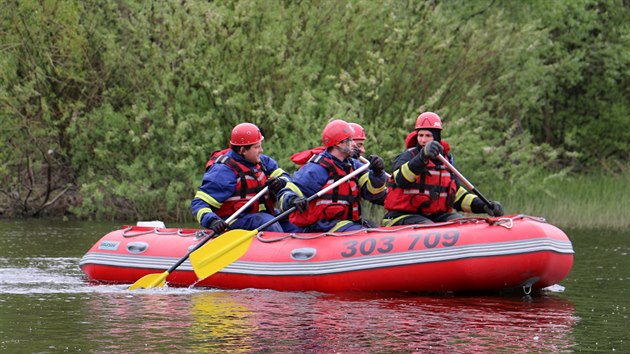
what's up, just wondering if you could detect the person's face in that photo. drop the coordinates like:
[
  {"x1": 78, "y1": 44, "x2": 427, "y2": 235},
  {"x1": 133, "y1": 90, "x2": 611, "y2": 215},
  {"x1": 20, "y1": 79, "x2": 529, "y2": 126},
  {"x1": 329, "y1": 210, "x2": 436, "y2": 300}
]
[
  {"x1": 416, "y1": 129, "x2": 434, "y2": 148},
  {"x1": 354, "y1": 139, "x2": 366, "y2": 156},
  {"x1": 337, "y1": 138, "x2": 357, "y2": 158},
  {"x1": 240, "y1": 143, "x2": 263, "y2": 164}
]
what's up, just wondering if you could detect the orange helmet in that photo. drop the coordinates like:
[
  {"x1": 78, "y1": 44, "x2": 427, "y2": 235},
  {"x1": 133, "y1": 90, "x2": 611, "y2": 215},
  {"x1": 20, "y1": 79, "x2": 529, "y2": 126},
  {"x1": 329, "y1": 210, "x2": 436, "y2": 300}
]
[
  {"x1": 415, "y1": 112, "x2": 443, "y2": 130},
  {"x1": 348, "y1": 123, "x2": 366, "y2": 140},
  {"x1": 230, "y1": 123, "x2": 264, "y2": 146},
  {"x1": 322, "y1": 120, "x2": 354, "y2": 148}
]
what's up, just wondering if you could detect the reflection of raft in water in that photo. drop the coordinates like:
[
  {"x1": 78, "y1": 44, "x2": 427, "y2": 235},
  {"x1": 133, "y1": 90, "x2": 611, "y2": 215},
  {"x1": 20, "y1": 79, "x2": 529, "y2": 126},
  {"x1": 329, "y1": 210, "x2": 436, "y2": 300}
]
[{"x1": 79, "y1": 214, "x2": 574, "y2": 293}]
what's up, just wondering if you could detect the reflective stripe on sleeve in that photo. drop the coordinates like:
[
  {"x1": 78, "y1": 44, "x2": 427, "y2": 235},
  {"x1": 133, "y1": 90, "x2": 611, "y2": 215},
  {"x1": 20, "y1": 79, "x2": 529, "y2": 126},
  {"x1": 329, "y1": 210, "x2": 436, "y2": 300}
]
[{"x1": 194, "y1": 191, "x2": 222, "y2": 209}]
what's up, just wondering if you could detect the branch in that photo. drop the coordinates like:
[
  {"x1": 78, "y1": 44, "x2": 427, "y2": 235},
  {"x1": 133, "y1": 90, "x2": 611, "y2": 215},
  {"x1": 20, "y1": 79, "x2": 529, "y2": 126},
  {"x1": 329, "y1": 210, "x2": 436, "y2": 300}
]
[
  {"x1": 23, "y1": 155, "x2": 34, "y2": 212},
  {"x1": 31, "y1": 185, "x2": 73, "y2": 216}
]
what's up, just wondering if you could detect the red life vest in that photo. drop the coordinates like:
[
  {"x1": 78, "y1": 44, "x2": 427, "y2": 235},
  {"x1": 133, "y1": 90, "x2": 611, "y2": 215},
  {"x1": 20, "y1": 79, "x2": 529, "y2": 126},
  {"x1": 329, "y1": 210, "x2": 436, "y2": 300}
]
[
  {"x1": 290, "y1": 146, "x2": 326, "y2": 166},
  {"x1": 205, "y1": 150, "x2": 275, "y2": 218},
  {"x1": 289, "y1": 155, "x2": 361, "y2": 227},
  {"x1": 205, "y1": 148, "x2": 231, "y2": 170},
  {"x1": 384, "y1": 149, "x2": 457, "y2": 215}
]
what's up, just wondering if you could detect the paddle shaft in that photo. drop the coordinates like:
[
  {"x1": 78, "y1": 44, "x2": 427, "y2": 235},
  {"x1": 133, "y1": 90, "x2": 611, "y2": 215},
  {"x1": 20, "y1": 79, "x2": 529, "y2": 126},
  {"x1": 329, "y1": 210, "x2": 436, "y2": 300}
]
[
  {"x1": 256, "y1": 159, "x2": 371, "y2": 232},
  {"x1": 163, "y1": 186, "x2": 269, "y2": 273},
  {"x1": 436, "y1": 154, "x2": 492, "y2": 208}
]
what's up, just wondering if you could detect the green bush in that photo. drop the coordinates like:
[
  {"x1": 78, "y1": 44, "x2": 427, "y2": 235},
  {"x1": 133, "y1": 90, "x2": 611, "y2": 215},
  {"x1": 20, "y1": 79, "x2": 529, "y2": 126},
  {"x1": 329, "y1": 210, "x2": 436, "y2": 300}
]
[{"x1": 1, "y1": 0, "x2": 628, "y2": 222}]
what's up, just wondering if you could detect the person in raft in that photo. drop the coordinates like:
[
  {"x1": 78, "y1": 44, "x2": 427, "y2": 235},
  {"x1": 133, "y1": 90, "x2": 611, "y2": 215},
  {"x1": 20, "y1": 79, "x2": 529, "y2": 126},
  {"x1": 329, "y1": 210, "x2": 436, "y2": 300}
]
[
  {"x1": 277, "y1": 119, "x2": 387, "y2": 232},
  {"x1": 348, "y1": 122, "x2": 368, "y2": 157},
  {"x1": 348, "y1": 122, "x2": 387, "y2": 223},
  {"x1": 289, "y1": 122, "x2": 369, "y2": 165},
  {"x1": 191, "y1": 122, "x2": 299, "y2": 234},
  {"x1": 381, "y1": 112, "x2": 504, "y2": 226}
]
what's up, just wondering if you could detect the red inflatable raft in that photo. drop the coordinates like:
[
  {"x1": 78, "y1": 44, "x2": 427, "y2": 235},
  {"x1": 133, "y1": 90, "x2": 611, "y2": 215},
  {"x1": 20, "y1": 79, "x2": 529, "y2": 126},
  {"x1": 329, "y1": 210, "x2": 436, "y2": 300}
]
[{"x1": 79, "y1": 215, "x2": 574, "y2": 293}]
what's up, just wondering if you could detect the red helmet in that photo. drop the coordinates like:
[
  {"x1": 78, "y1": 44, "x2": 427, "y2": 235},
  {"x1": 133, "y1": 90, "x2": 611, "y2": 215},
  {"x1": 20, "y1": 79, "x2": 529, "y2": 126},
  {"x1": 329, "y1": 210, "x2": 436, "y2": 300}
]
[
  {"x1": 348, "y1": 123, "x2": 366, "y2": 140},
  {"x1": 322, "y1": 120, "x2": 354, "y2": 148},
  {"x1": 230, "y1": 123, "x2": 264, "y2": 146},
  {"x1": 415, "y1": 112, "x2": 443, "y2": 130}
]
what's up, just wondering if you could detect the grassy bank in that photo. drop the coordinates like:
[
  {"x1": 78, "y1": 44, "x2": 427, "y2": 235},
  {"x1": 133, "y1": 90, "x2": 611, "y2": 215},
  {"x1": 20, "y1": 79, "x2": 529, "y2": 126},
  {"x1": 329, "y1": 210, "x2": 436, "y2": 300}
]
[
  {"x1": 363, "y1": 174, "x2": 630, "y2": 230},
  {"x1": 499, "y1": 174, "x2": 630, "y2": 230}
]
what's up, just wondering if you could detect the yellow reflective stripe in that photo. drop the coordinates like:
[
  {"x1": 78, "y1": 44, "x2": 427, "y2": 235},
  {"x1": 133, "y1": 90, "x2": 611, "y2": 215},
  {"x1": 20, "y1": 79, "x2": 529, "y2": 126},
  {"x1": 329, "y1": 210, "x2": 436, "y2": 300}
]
[
  {"x1": 455, "y1": 186, "x2": 468, "y2": 201},
  {"x1": 382, "y1": 214, "x2": 411, "y2": 226},
  {"x1": 194, "y1": 191, "x2": 222, "y2": 209},
  {"x1": 391, "y1": 170, "x2": 401, "y2": 183},
  {"x1": 195, "y1": 208, "x2": 213, "y2": 223},
  {"x1": 285, "y1": 182, "x2": 304, "y2": 197},
  {"x1": 270, "y1": 168, "x2": 286, "y2": 179},
  {"x1": 455, "y1": 186, "x2": 477, "y2": 213},
  {"x1": 461, "y1": 194, "x2": 477, "y2": 213},
  {"x1": 330, "y1": 220, "x2": 353, "y2": 232},
  {"x1": 365, "y1": 179, "x2": 386, "y2": 194},
  {"x1": 279, "y1": 182, "x2": 304, "y2": 210},
  {"x1": 358, "y1": 173, "x2": 369, "y2": 188},
  {"x1": 400, "y1": 163, "x2": 418, "y2": 182},
  {"x1": 279, "y1": 194, "x2": 289, "y2": 209}
]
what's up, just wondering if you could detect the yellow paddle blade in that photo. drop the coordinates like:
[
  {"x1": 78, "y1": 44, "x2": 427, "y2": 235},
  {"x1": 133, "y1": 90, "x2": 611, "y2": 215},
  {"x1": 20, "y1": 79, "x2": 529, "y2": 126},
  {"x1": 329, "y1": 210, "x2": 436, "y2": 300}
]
[
  {"x1": 189, "y1": 229, "x2": 258, "y2": 281},
  {"x1": 128, "y1": 270, "x2": 169, "y2": 290}
]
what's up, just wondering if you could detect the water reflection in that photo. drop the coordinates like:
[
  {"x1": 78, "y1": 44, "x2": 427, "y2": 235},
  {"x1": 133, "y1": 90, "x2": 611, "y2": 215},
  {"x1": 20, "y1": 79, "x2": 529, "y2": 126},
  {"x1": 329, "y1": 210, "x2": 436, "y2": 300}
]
[
  {"x1": 190, "y1": 292, "x2": 256, "y2": 352},
  {"x1": 79, "y1": 290, "x2": 578, "y2": 352},
  {"x1": 0, "y1": 244, "x2": 580, "y2": 352},
  {"x1": 79, "y1": 291, "x2": 197, "y2": 352}
]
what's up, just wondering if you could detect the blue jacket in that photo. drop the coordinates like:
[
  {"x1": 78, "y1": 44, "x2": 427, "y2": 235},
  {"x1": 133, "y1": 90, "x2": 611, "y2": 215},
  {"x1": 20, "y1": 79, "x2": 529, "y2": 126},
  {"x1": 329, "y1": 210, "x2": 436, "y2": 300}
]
[
  {"x1": 191, "y1": 149, "x2": 289, "y2": 229},
  {"x1": 278, "y1": 150, "x2": 387, "y2": 232}
]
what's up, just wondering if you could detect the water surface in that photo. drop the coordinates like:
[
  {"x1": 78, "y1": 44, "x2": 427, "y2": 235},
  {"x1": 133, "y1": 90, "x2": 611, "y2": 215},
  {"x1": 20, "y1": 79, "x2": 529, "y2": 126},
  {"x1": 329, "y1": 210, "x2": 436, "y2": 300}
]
[{"x1": 0, "y1": 219, "x2": 627, "y2": 352}]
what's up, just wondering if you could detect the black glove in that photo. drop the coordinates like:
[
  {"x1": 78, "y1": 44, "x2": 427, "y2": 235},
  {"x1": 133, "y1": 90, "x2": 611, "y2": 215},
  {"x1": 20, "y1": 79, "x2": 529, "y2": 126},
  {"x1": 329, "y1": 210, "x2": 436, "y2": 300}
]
[
  {"x1": 408, "y1": 153, "x2": 427, "y2": 174},
  {"x1": 483, "y1": 201, "x2": 504, "y2": 217},
  {"x1": 367, "y1": 155, "x2": 384, "y2": 175},
  {"x1": 265, "y1": 177, "x2": 286, "y2": 195},
  {"x1": 208, "y1": 218, "x2": 228, "y2": 234},
  {"x1": 351, "y1": 146, "x2": 361, "y2": 159},
  {"x1": 420, "y1": 141, "x2": 444, "y2": 162},
  {"x1": 290, "y1": 196, "x2": 309, "y2": 212}
]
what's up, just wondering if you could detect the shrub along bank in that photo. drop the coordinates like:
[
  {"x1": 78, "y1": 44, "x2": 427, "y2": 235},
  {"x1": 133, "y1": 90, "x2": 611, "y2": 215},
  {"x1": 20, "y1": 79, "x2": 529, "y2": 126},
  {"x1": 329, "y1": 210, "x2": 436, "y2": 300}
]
[{"x1": 1, "y1": 1, "x2": 628, "y2": 224}]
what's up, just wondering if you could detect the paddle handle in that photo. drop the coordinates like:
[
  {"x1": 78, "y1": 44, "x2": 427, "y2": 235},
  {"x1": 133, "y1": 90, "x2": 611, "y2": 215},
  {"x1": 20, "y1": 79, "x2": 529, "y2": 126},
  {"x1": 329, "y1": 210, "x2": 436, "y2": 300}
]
[
  {"x1": 436, "y1": 154, "x2": 493, "y2": 208},
  {"x1": 256, "y1": 159, "x2": 371, "y2": 231},
  {"x1": 358, "y1": 156, "x2": 390, "y2": 178},
  {"x1": 164, "y1": 186, "x2": 269, "y2": 273}
]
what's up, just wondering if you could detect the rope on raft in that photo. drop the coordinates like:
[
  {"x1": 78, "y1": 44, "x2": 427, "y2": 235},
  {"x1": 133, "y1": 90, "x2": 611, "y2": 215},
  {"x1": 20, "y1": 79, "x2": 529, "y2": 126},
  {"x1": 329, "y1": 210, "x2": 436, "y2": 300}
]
[
  {"x1": 256, "y1": 214, "x2": 548, "y2": 243},
  {"x1": 119, "y1": 214, "x2": 547, "y2": 240}
]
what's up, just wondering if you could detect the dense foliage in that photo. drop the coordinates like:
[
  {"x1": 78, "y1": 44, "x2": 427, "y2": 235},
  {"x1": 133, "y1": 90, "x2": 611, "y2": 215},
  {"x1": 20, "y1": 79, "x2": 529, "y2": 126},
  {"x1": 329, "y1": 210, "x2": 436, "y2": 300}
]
[{"x1": 1, "y1": 0, "x2": 629, "y2": 220}]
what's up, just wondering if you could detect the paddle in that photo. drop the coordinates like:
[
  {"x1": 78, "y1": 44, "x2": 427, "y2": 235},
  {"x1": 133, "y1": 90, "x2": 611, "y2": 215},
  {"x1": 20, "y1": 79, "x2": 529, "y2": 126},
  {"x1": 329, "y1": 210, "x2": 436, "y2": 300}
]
[
  {"x1": 436, "y1": 154, "x2": 493, "y2": 209},
  {"x1": 128, "y1": 186, "x2": 270, "y2": 290},
  {"x1": 358, "y1": 156, "x2": 390, "y2": 178},
  {"x1": 189, "y1": 158, "x2": 372, "y2": 281}
]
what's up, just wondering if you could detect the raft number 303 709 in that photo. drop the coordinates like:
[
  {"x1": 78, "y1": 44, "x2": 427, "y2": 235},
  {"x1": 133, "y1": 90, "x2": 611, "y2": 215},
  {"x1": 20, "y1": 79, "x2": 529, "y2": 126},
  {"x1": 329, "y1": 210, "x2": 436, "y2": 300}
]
[{"x1": 340, "y1": 230, "x2": 460, "y2": 257}]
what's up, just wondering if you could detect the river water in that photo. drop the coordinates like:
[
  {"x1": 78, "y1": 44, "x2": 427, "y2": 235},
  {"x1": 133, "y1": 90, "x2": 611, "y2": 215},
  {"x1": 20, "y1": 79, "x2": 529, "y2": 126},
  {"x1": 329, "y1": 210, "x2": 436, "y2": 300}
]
[{"x1": 0, "y1": 219, "x2": 627, "y2": 353}]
